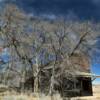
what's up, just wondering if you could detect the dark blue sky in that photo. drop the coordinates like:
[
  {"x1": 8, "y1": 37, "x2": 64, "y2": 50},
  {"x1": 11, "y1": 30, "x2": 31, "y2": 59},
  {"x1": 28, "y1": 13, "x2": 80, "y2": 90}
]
[{"x1": 1, "y1": 0, "x2": 100, "y2": 21}]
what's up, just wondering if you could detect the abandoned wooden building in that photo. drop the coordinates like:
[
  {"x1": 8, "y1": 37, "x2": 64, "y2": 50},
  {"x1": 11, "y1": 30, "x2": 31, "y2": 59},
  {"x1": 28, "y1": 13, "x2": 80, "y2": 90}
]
[
  {"x1": 22, "y1": 52, "x2": 93, "y2": 97},
  {"x1": 66, "y1": 52, "x2": 93, "y2": 96}
]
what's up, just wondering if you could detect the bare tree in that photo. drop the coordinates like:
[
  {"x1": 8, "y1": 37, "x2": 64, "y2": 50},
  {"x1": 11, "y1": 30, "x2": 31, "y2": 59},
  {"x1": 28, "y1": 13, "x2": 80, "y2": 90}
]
[{"x1": 0, "y1": 4, "x2": 100, "y2": 97}]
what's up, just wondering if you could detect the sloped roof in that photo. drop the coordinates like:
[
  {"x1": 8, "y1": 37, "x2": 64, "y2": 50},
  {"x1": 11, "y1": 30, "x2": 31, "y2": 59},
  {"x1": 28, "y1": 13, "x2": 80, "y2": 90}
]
[{"x1": 75, "y1": 71, "x2": 95, "y2": 78}]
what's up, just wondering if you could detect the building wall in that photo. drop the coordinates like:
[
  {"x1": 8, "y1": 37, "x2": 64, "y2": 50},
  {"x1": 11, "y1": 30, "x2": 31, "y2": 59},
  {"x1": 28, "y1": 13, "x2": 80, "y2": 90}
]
[{"x1": 70, "y1": 52, "x2": 90, "y2": 72}]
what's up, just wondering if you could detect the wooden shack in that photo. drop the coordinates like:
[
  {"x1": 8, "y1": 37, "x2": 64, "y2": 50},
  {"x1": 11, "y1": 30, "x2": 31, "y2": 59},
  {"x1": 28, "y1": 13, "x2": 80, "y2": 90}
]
[
  {"x1": 23, "y1": 52, "x2": 93, "y2": 97},
  {"x1": 66, "y1": 52, "x2": 93, "y2": 96}
]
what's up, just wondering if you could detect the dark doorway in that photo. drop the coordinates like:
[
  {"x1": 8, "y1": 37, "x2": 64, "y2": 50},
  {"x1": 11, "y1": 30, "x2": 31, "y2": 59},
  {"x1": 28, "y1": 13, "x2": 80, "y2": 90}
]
[{"x1": 81, "y1": 78, "x2": 93, "y2": 96}]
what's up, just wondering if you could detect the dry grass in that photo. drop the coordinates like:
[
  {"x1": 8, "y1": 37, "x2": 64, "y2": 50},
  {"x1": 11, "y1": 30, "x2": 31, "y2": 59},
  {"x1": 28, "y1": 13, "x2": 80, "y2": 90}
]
[
  {"x1": 0, "y1": 93, "x2": 63, "y2": 100},
  {"x1": 0, "y1": 85, "x2": 100, "y2": 100}
]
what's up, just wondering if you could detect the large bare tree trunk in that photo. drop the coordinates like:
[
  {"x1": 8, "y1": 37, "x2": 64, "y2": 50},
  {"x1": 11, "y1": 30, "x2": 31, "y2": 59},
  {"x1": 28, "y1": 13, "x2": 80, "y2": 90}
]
[
  {"x1": 34, "y1": 76, "x2": 39, "y2": 93},
  {"x1": 49, "y1": 64, "x2": 55, "y2": 96},
  {"x1": 49, "y1": 76, "x2": 54, "y2": 96},
  {"x1": 34, "y1": 52, "x2": 39, "y2": 93}
]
